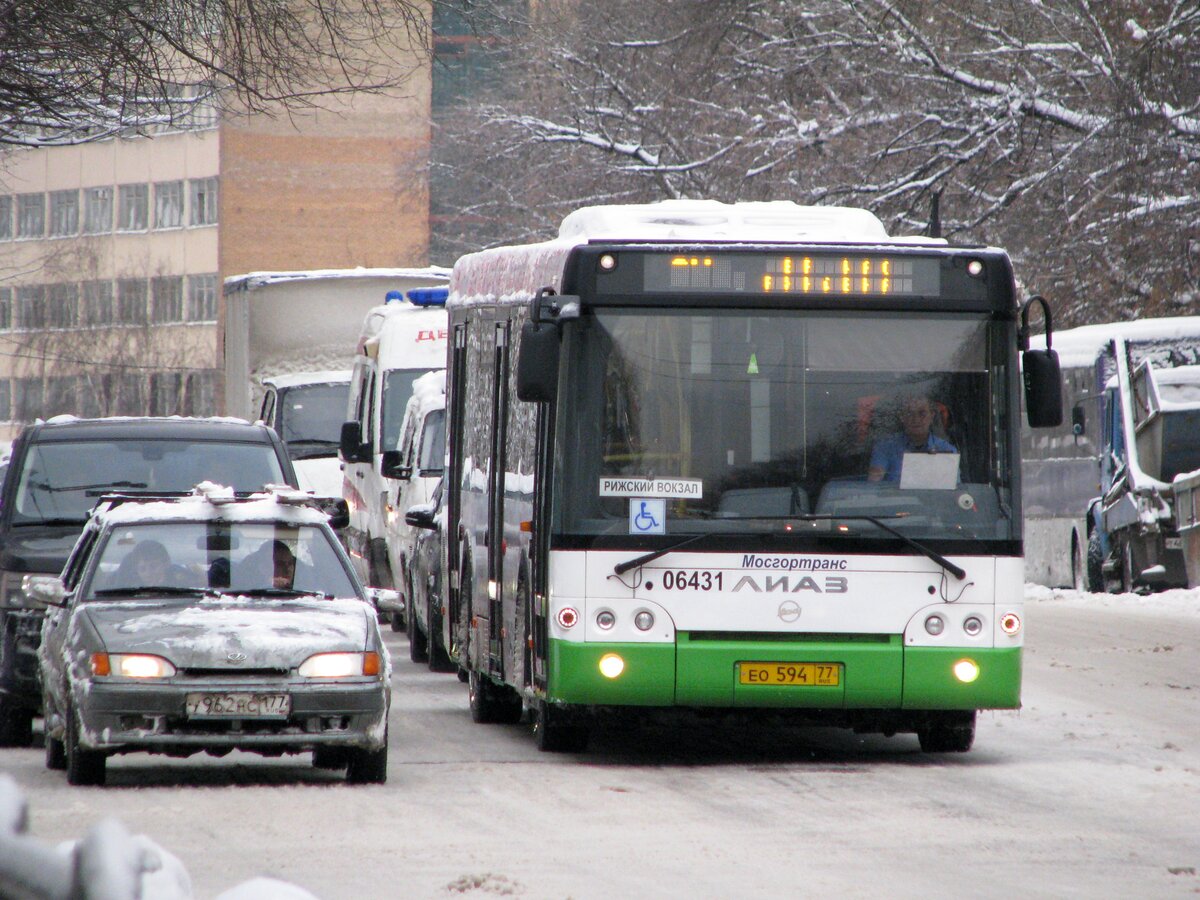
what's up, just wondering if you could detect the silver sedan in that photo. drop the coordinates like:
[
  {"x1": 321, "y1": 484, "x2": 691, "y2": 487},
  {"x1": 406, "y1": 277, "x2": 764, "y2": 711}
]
[{"x1": 35, "y1": 489, "x2": 391, "y2": 786}]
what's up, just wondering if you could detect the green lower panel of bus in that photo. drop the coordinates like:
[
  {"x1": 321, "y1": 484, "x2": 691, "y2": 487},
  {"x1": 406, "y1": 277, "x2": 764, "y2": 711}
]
[
  {"x1": 546, "y1": 637, "x2": 1022, "y2": 710},
  {"x1": 901, "y1": 646, "x2": 1022, "y2": 710},
  {"x1": 548, "y1": 641, "x2": 676, "y2": 706}
]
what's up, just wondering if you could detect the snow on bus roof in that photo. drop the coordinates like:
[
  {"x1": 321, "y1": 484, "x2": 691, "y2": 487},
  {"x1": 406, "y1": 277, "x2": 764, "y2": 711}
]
[
  {"x1": 224, "y1": 266, "x2": 450, "y2": 292},
  {"x1": 558, "y1": 199, "x2": 906, "y2": 243},
  {"x1": 1029, "y1": 316, "x2": 1200, "y2": 368}
]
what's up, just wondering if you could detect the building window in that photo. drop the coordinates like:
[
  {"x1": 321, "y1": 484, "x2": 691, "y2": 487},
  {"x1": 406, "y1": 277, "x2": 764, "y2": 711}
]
[
  {"x1": 14, "y1": 378, "x2": 43, "y2": 422},
  {"x1": 0, "y1": 196, "x2": 12, "y2": 240},
  {"x1": 150, "y1": 372, "x2": 183, "y2": 416},
  {"x1": 49, "y1": 190, "x2": 79, "y2": 237},
  {"x1": 0, "y1": 379, "x2": 10, "y2": 421},
  {"x1": 83, "y1": 187, "x2": 113, "y2": 234},
  {"x1": 117, "y1": 279, "x2": 148, "y2": 325},
  {"x1": 45, "y1": 376, "x2": 78, "y2": 417},
  {"x1": 0, "y1": 288, "x2": 11, "y2": 330},
  {"x1": 47, "y1": 283, "x2": 79, "y2": 328},
  {"x1": 151, "y1": 276, "x2": 184, "y2": 322},
  {"x1": 117, "y1": 374, "x2": 145, "y2": 415},
  {"x1": 187, "y1": 273, "x2": 218, "y2": 321},
  {"x1": 117, "y1": 184, "x2": 149, "y2": 231},
  {"x1": 189, "y1": 177, "x2": 218, "y2": 226},
  {"x1": 16, "y1": 194, "x2": 45, "y2": 238},
  {"x1": 16, "y1": 286, "x2": 45, "y2": 329},
  {"x1": 154, "y1": 181, "x2": 184, "y2": 229},
  {"x1": 82, "y1": 281, "x2": 114, "y2": 326},
  {"x1": 184, "y1": 371, "x2": 217, "y2": 416}
]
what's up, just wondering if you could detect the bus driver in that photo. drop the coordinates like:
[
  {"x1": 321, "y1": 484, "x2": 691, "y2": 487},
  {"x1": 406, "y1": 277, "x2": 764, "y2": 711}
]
[{"x1": 867, "y1": 394, "x2": 957, "y2": 482}]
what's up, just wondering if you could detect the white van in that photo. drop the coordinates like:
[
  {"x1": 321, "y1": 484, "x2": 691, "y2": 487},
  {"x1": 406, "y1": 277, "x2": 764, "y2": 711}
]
[
  {"x1": 379, "y1": 369, "x2": 445, "y2": 630},
  {"x1": 340, "y1": 288, "x2": 448, "y2": 593},
  {"x1": 260, "y1": 370, "x2": 352, "y2": 499}
]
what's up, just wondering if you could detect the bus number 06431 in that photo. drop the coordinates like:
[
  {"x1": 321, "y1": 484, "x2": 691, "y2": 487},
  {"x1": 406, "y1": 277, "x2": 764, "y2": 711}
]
[{"x1": 660, "y1": 570, "x2": 723, "y2": 591}]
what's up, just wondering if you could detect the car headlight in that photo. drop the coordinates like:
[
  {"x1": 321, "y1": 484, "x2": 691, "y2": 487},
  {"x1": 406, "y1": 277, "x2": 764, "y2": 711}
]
[
  {"x1": 92, "y1": 653, "x2": 177, "y2": 678},
  {"x1": 1, "y1": 571, "x2": 38, "y2": 609},
  {"x1": 298, "y1": 651, "x2": 381, "y2": 678}
]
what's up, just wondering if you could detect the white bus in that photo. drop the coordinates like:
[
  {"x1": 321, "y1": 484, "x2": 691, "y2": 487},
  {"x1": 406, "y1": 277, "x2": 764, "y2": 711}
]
[{"x1": 443, "y1": 200, "x2": 1062, "y2": 753}]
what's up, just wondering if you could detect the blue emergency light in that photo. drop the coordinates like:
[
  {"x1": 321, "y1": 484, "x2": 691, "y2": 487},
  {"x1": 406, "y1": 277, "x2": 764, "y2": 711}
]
[
  {"x1": 384, "y1": 290, "x2": 404, "y2": 303},
  {"x1": 407, "y1": 287, "x2": 449, "y2": 307}
]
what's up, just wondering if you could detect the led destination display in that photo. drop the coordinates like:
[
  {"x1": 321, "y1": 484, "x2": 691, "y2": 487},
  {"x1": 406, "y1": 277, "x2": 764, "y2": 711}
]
[{"x1": 642, "y1": 252, "x2": 942, "y2": 297}]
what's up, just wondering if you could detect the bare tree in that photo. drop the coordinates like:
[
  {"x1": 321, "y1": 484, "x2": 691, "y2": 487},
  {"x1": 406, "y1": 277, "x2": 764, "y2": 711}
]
[
  {"x1": 0, "y1": 0, "x2": 431, "y2": 148},
  {"x1": 433, "y1": 0, "x2": 1200, "y2": 325}
]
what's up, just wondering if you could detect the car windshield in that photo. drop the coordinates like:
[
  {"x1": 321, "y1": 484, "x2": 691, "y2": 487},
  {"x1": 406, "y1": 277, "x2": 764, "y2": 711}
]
[
  {"x1": 12, "y1": 439, "x2": 287, "y2": 525},
  {"x1": 278, "y1": 382, "x2": 351, "y2": 457},
  {"x1": 83, "y1": 521, "x2": 360, "y2": 600},
  {"x1": 554, "y1": 309, "x2": 1017, "y2": 543},
  {"x1": 382, "y1": 368, "x2": 436, "y2": 452},
  {"x1": 418, "y1": 408, "x2": 445, "y2": 471}
]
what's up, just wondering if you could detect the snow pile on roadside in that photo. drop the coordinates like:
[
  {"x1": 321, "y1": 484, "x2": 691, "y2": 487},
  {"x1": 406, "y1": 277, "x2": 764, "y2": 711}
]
[{"x1": 1026, "y1": 582, "x2": 1200, "y2": 618}]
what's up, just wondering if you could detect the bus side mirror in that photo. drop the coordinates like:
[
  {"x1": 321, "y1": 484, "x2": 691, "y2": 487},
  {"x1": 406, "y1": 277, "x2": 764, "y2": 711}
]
[
  {"x1": 1018, "y1": 295, "x2": 1064, "y2": 428},
  {"x1": 1023, "y1": 348, "x2": 1063, "y2": 427},
  {"x1": 517, "y1": 321, "x2": 560, "y2": 403},
  {"x1": 339, "y1": 421, "x2": 370, "y2": 463}
]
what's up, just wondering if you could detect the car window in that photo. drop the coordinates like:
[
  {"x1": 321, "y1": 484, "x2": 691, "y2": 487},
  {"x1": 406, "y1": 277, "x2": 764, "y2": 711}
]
[
  {"x1": 11, "y1": 439, "x2": 287, "y2": 525},
  {"x1": 83, "y1": 521, "x2": 360, "y2": 599}
]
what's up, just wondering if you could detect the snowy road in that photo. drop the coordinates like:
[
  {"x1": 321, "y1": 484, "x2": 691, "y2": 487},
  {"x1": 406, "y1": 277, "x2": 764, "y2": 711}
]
[{"x1": 1, "y1": 587, "x2": 1197, "y2": 898}]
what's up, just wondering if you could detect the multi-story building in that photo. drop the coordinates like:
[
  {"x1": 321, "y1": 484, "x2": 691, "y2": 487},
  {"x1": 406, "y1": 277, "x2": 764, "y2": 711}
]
[{"x1": 0, "y1": 54, "x2": 432, "y2": 441}]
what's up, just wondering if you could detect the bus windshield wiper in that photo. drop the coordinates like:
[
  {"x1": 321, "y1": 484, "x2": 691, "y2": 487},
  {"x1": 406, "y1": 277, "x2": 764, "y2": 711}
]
[
  {"x1": 613, "y1": 532, "x2": 715, "y2": 576},
  {"x1": 798, "y1": 514, "x2": 966, "y2": 580}
]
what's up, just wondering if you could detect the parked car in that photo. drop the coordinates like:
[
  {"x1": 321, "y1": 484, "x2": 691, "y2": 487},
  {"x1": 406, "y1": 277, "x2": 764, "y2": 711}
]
[
  {"x1": 403, "y1": 479, "x2": 453, "y2": 671},
  {"x1": 34, "y1": 483, "x2": 391, "y2": 786},
  {"x1": 0, "y1": 417, "x2": 298, "y2": 747}
]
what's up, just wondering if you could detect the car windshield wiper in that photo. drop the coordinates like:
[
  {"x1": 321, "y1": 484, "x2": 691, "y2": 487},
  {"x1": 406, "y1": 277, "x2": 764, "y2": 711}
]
[
  {"x1": 613, "y1": 532, "x2": 716, "y2": 576},
  {"x1": 796, "y1": 513, "x2": 966, "y2": 580},
  {"x1": 92, "y1": 586, "x2": 216, "y2": 597},
  {"x1": 14, "y1": 517, "x2": 88, "y2": 527},
  {"x1": 234, "y1": 588, "x2": 333, "y2": 599}
]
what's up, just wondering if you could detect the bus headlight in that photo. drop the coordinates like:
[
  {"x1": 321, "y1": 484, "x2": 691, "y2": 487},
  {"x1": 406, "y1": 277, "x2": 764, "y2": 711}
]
[
  {"x1": 924, "y1": 614, "x2": 945, "y2": 636},
  {"x1": 953, "y1": 658, "x2": 980, "y2": 683},
  {"x1": 962, "y1": 615, "x2": 984, "y2": 637},
  {"x1": 634, "y1": 611, "x2": 655, "y2": 631},
  {"x1": 598, "y1": 653, "x2": 625, "y2": 679},
  {"x1": 595, "y1": 610, "x2": 616, "y2": 630}
]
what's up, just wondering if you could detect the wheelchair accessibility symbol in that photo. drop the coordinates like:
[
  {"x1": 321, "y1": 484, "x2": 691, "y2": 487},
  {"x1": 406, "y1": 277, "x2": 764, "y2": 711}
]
[{"x1": 629, "y1": 498, "x2": 666, "y2": 534}]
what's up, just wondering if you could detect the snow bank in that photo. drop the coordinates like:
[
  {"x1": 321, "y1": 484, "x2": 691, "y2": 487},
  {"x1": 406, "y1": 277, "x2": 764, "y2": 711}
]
[{"x1": 1026, "y1": 582, "x2": 1200, "y2": 619}]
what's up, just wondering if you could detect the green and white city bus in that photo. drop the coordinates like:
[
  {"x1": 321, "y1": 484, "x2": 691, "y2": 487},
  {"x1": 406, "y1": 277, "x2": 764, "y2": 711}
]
[{"x1": 442, "y1": 200, "x2": 1062, "y2": 752}]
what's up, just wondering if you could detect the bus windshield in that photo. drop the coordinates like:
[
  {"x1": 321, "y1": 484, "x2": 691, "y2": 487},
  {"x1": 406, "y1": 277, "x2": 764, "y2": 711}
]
[{"x1": 554, "y1": 309, "x2": 1017, "y2": 543}]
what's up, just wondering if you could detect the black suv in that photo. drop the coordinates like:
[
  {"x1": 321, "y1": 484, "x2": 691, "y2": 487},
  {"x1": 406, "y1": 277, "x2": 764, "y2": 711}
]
[{"x1": 0, "y1": 417, "x2": 297, "y2": 745}]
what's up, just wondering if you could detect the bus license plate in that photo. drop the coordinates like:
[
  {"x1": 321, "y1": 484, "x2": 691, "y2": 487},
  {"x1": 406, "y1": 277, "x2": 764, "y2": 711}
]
[
  {"x1": 739, "y1": 662, "x2": 840, "y2": 686},
  {"x1": 185, "y1": 693, "x2": 291, "y2": 718}
]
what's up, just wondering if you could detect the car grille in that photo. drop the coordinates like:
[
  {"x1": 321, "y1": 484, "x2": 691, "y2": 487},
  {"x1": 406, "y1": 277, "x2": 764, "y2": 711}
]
[{"x1": 178, "y1": 667, "x2": 290, "y2": 678}]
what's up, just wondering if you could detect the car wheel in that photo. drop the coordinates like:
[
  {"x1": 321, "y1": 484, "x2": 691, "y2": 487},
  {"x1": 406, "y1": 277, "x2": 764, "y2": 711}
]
[
  {"x1": 65, "y1": 706, "x2": 106, "y2": 786},
  {"x1": 45, "y1": 730, "x2": 66, "y2": 771},
  {"x1": 0, "y1": 698, "x2": 33, "y2": 748},
  {"x1": 532, "y1": 701, "x2": 588, "y2": 753},
  {"x1": 312, "y1": 747, "x2": 349, "y2": 770},
  {"x1": 389, "y1": 611, "x2": 405, "y2": 633},
  {"x1": 345, "y1": 742, "x2": 387, "y2": 785},
  {"x1": 916, "y1": 711, "x2": 976, "y2": 753},
  {"x1": 408, "y1": 611, "x2": 428, "y2": 663}
]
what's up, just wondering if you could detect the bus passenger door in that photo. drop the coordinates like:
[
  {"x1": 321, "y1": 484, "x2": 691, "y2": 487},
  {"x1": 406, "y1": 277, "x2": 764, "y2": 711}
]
[{"x1": 486, "y1": 321, "x2": 510, "y2": 679}]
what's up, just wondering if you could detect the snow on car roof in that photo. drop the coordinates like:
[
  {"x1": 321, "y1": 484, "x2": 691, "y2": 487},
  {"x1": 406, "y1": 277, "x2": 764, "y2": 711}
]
[
  {"x1": 95, "y1": 484, "x2": 330, "y2": 527},
  {"x1": 261, "y1": 370, "x2": 352, "y2": 389}
]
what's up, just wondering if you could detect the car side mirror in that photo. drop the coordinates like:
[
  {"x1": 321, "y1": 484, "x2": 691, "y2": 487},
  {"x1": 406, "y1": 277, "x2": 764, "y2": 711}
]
[
  {"x1": 312, "y1": 496, "x2": 350, "y2": 530},
  {"x1": 381, "y1": 450, "x2": 411, "y2": 480},
  {"x1": 368, "y1": 587, "x2": 402, "y2": 611},
  {"x1": 23, "y1": 574, "x2": 67, "y2": 607},
  {"x1": 405, "y1": 502, "x2": 438, "y2": 530},
  {"x1": 339, "y1": 421, "x2": 370, "y2": 463}
]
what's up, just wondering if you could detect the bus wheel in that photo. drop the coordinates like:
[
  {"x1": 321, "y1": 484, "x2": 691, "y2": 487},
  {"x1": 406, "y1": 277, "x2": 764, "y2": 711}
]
[
  {"x1": 533, "y1": 701, "x2": 588, "y2": 753},
  {"x1": 1086, "y1": 531, "x2": 1105, "y2": 593},
  {"x1": 916, "y1": 711, "x2": 975, "y2": 753},
  {"x1": 468, "y1": 671, "x2": 523, "y2": 724}
]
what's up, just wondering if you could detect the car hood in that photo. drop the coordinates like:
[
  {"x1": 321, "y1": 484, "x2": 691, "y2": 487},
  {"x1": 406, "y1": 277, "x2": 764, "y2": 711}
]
[
  {"x1": 0, "y1": 525, "x2": 84, "y2": 574},
  {"x1": 81, "y1": 597, "x2": 374, "y2": 670}
]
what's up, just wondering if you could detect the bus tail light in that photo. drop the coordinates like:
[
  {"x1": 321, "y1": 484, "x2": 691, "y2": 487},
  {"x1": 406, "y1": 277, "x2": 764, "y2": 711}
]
[
  {"x1": 1000, "y1": 612, "x2": 1022, "y2": 635},
  {"x1": 556, "y1": 607, "x2": 579, "y2": 629}
]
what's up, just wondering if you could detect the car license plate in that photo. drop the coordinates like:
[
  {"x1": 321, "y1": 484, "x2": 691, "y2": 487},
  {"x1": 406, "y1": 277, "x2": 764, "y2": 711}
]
[
  {"x1": 1166, "y1": 537, "x2": 1182, "y2": 550},
  {"x1": 739, "y1": 662, "x2": 840, "y2": 686},
  {"x1": 185, "y1": 693, "x2": 291, "y2": 718}
]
